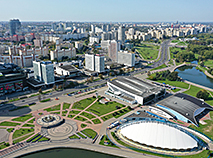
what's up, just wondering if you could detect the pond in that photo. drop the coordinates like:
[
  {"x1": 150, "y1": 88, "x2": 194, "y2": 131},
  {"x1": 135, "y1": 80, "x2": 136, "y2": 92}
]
[{"x1": 175, "y1": 66, "x2": 213, "y2": 89}]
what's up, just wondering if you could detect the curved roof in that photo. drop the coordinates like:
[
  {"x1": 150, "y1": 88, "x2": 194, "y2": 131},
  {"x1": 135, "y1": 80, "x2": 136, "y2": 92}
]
[
  {"x1": 120, "y1": 122, "x2": 198, "y2": 150},
  {"x1": 157, "y1": 93, "x2": 213, "y2": 126}
]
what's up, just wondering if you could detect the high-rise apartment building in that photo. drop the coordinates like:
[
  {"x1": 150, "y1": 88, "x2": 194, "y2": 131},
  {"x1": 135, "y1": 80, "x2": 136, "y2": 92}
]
[
  {"x1": 9, "y1": 19, "x2": 21, "y2": 35},
  {"x1": 33, "y1": 61, "x2": 55, "y2": 85},
  {"x1": 117, "y1": 50, "x2": 135, "y2": 67},
  {"x1": 108, "y1": 40, "x2": 118, "y2": 62},
  {"x1": 91, "y1": 25, "x2": 95, "y2": 33},
  {"x1": 118, "y1": 26, "x2": 125, "y2": 42},
  {"x1": 85, "y1": 54, "x2": 105, "y2": 73}
]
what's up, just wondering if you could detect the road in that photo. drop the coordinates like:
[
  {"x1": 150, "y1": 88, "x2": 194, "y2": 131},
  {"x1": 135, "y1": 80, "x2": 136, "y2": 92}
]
[{"x1": 1, "y1": 39, "x2": 171, "y2": 109}]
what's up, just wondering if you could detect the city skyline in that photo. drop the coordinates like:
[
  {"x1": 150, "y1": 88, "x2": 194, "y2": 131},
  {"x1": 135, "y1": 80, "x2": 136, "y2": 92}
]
[{"x1": 0, "y1": 0, "x2": 213, "y2": 22}]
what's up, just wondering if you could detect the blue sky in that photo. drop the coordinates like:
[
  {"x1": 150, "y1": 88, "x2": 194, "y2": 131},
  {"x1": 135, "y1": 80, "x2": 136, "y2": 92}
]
[{"x1": 0, "y1": 0, "x2": 212, "y2": 22}]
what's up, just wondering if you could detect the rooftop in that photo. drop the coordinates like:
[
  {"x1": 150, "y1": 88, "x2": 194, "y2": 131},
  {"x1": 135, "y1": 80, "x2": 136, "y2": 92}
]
[
  {"x1": 109, "y1": 77, "x2": 164, "y2": 98},
  {"x1": 157, "y1": 93, "x2": 213, "y2": 126},
  {"x1": 58, "y1": 65, "x2": 79, "y2": 73}
]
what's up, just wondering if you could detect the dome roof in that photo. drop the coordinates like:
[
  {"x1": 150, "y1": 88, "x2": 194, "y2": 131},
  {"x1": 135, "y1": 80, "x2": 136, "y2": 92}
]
[{"x1": 120, "y1": 122, "x2": 198, "y2": 150}]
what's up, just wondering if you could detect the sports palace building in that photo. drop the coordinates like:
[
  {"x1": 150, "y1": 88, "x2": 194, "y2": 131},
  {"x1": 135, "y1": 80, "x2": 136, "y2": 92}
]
[{"x1": 106, "y1": 77, "x2": 166, "y2": 105}]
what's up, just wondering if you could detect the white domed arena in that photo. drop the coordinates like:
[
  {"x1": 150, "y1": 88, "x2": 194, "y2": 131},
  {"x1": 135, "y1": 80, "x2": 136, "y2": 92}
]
[{"x1": 117, "y1": 119, "x2": 205, "y2": 153}]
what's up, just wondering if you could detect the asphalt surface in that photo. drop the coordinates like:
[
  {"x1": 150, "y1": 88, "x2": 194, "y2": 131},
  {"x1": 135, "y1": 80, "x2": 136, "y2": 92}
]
[{"x1": 2, "y1": 39, "x2": 171, "y2": 108}]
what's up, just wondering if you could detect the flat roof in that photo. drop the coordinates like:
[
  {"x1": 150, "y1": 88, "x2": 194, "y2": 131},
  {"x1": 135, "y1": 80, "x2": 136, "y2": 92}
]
[
  {"x1": 157, "y1": 93, "x2": 213, "y2": 126},
  {"x1": 109, "y1": 77, "x2": 164, "y2": 98},
  {"x1": 58, "y1": 65, "x2": 79, "y2": 72}
]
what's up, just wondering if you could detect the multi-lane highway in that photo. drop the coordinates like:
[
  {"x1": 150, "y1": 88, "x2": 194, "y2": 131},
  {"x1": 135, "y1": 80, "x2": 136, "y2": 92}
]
[{"x1": 2, "y1": 40, "x2": 171, "y2": 108}]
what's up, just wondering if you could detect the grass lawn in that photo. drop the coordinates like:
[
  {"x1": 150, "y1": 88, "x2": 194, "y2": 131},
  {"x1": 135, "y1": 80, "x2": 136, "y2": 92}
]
[
  {"x1": 176, "y1": 41, "x2": 187, "y2": 46},
  {"x1": 99, "y1": 135, "x2": 118, "y2": 148},
  {"x1": 101, "y1": 114, "x2": 114, "y2": 121},
  {"x1": 31, "y1": 135, "x2": 43, "y2": 142},
  {"x1": 154, "y1": 79, "x2": 189, "y2": 89},
  {"x1": 72, "y1": 97, "x2": 96, "y2": 110},
  {"x1": 180, "y1": 150, "x2": 212, "y2": 158},
  {"x1": 13, "y1": 128, "x2": 34, "y2": 139},
  {"x1": 189, "y1": 111, "x2": 213, "y2": 141},
  {"x1": 184, "y1": 85, "x2": 213, "y2": 106},
  {"x1": 38, "y1": 137, "x2": 49, "y2": 142},
  {"x1": 85, "y1": 121, "x2": 92, "y2": 124},
  {"x1": 0, "y1": 121, "x2": 21, "y2": 126},
  {"x1": 135, "y1": 44, "x2": 159, "y2": 60},
  {"x1": 50, "y1": 112, "x2": 60, "y2": 114},
  {"x1": 69, "y1": 110, "x2": 80, "y2": 114},
  {"x1": 13, "y1": 133, "x2": 34, "y2": 144},
  {"x1": 204, "y1": 59, "x2": 213, "y2": 68},
  {"x1": 74, "y1": 116, "x2": 88, "y2": 122},
  {"x1": 67, "y1": 114, "x2": 75, "y2": 118},
  {"x1": 6, "y1": 128, "x2": 14, "y2": 133},
  {"x1": 80, "y1": 112, "x2": 95, "y2": 119},
  {"x1": 92, "y1": 118, "x2": 101, "y2": 124},
  {"x1": 63, "y1": 102, "x2": 71, "y2": 110},
  {"x1": 44, "y1": 104, "x2": 61, "y2": 112},
  {"x1": 81, "y1": 123, "x2": 87, "y2": 128},
  {"x1": 86, "y1": 101, "x2": 124, "y2": 116},
  {"x1": 62, "y1": 111, "x2": 67, "y2": 116},
  {"x1": 151, "y1": 64, "x2": 167, "y2": 71},
  {"x1": 183, "y1": 85, "x2": 201, "y2": 97},
  {"x1": 22, "y1": 124, "x2": 34, "y2": 127},
  {"x1": 26, "y1": 134, "x2": 40, "y2": 142},
  {"x1": 40, "y1": 98, "x2": 51, "y2": 102},
  {"x1": 69, "y1": 134, "x2": 80, "y2": 139},
  {"x1": 81, "y1": 129, "x2": 97, "y2": 139},
  {"x1": 12, "y1": 114, "x2": 33, "y2": 122},
  {"x1": 114, "y1": 107, "x2": 132, "y2": 119},
  {"x1": 171, "y1": 40, "x2": 179, "y2": 43},
  {"x1": 77, "y1": 132, "x2": 86, "y2": 138},
  {"x1": 0, "y1": 142, "x2": 10, "y2": 150},
  {"x1": 171, "y1": 88, "x2": 181, "y2": 93}
]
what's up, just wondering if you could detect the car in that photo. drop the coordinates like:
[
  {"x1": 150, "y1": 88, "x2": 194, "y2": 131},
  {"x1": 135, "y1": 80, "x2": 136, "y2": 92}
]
[
  {"x1": 49, "y1": 93, "x2": 52, "y2": 95},
  {"x1": 55, "y1": 97, "x2": 59, "y2": 100},
  {"x1": 22, "y1": 100, "x2": 25, "y2": 102}
]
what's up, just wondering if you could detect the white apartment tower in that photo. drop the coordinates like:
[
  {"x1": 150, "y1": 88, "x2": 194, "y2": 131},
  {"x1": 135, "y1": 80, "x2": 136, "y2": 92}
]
[
  {"x1": 85, "y1": 54, "x2": 105, "y2": 73},
  {"x1": 117, "y1": 50, "x2": 135, "y2": 67},
  {"x1": 108, "y1": 40, "x2": 118, "y2": 62},
  {"x1": 118, "y1": 26, "x2": 125, "y2": 42},
  {"x1": 33, "y1": 61, "x2": 55, "y2": 85}
]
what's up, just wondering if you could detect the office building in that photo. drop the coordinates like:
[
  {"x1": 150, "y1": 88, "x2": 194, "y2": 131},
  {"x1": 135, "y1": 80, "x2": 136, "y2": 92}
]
[
  {"x1": 9, "y1": 19, "x2": 21, "y2": 35},
  {"x1": 33, "y1": 61, "x2": 55, "y2": 85}
]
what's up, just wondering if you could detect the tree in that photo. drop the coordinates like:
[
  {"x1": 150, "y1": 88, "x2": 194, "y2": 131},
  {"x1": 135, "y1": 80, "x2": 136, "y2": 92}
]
[
  {"x1": 196, "y1": 89, "x2": 209, "y2": 100},
  {"x1": 90, "y1": 75, "x2": 94, "y2": 82},
  {"x1": 53, "y1": 84, "x2": 57, "y2": 90},
  {"x1": 109, "y1": 72, "x2": 113, "y2": 76},
  {"x1": 58, "y1": 85, "x2": 62, "y2": 90},
  {"x1": 98, "y1": 74, "x2": 103, "y2": 79},
  {"x1": 147, "y1": 71, "x2": 151, "y2": 76},
  {"x1": 38, "y1": 88, "x2": 42, "y2": 94},
  {"x1": 167, "y1": 72, "x2": 178, "y2": 81},
  {"x1": 38, "y1": 95, "x2": 41, "y2": 101},
  {"x1": 132, "y1": 67, "x2": 135, "y2": 71},
  {"x1": 200, "y1": 61, "x2": 204, "y2": 67}
]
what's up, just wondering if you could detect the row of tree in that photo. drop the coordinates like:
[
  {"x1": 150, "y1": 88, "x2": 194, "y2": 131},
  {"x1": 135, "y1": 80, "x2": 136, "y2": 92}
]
[{"x1": 148, "y1": 70, "x2": 179, "y2": 81}]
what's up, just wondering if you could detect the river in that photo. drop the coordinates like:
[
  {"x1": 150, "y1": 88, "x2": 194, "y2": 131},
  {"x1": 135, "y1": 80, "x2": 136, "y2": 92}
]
[
  {"x1": 18, "y1": 148, "x2": 122, "y2": 158},
  {"x1": 175, "y1": 65, "x2": 213, "y2": 89}
]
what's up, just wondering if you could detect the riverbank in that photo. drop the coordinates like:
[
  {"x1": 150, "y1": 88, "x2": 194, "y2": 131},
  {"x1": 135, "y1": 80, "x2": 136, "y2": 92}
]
[{"x1": 6, "y1": 140, "x2": 148, "y2": 158}]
